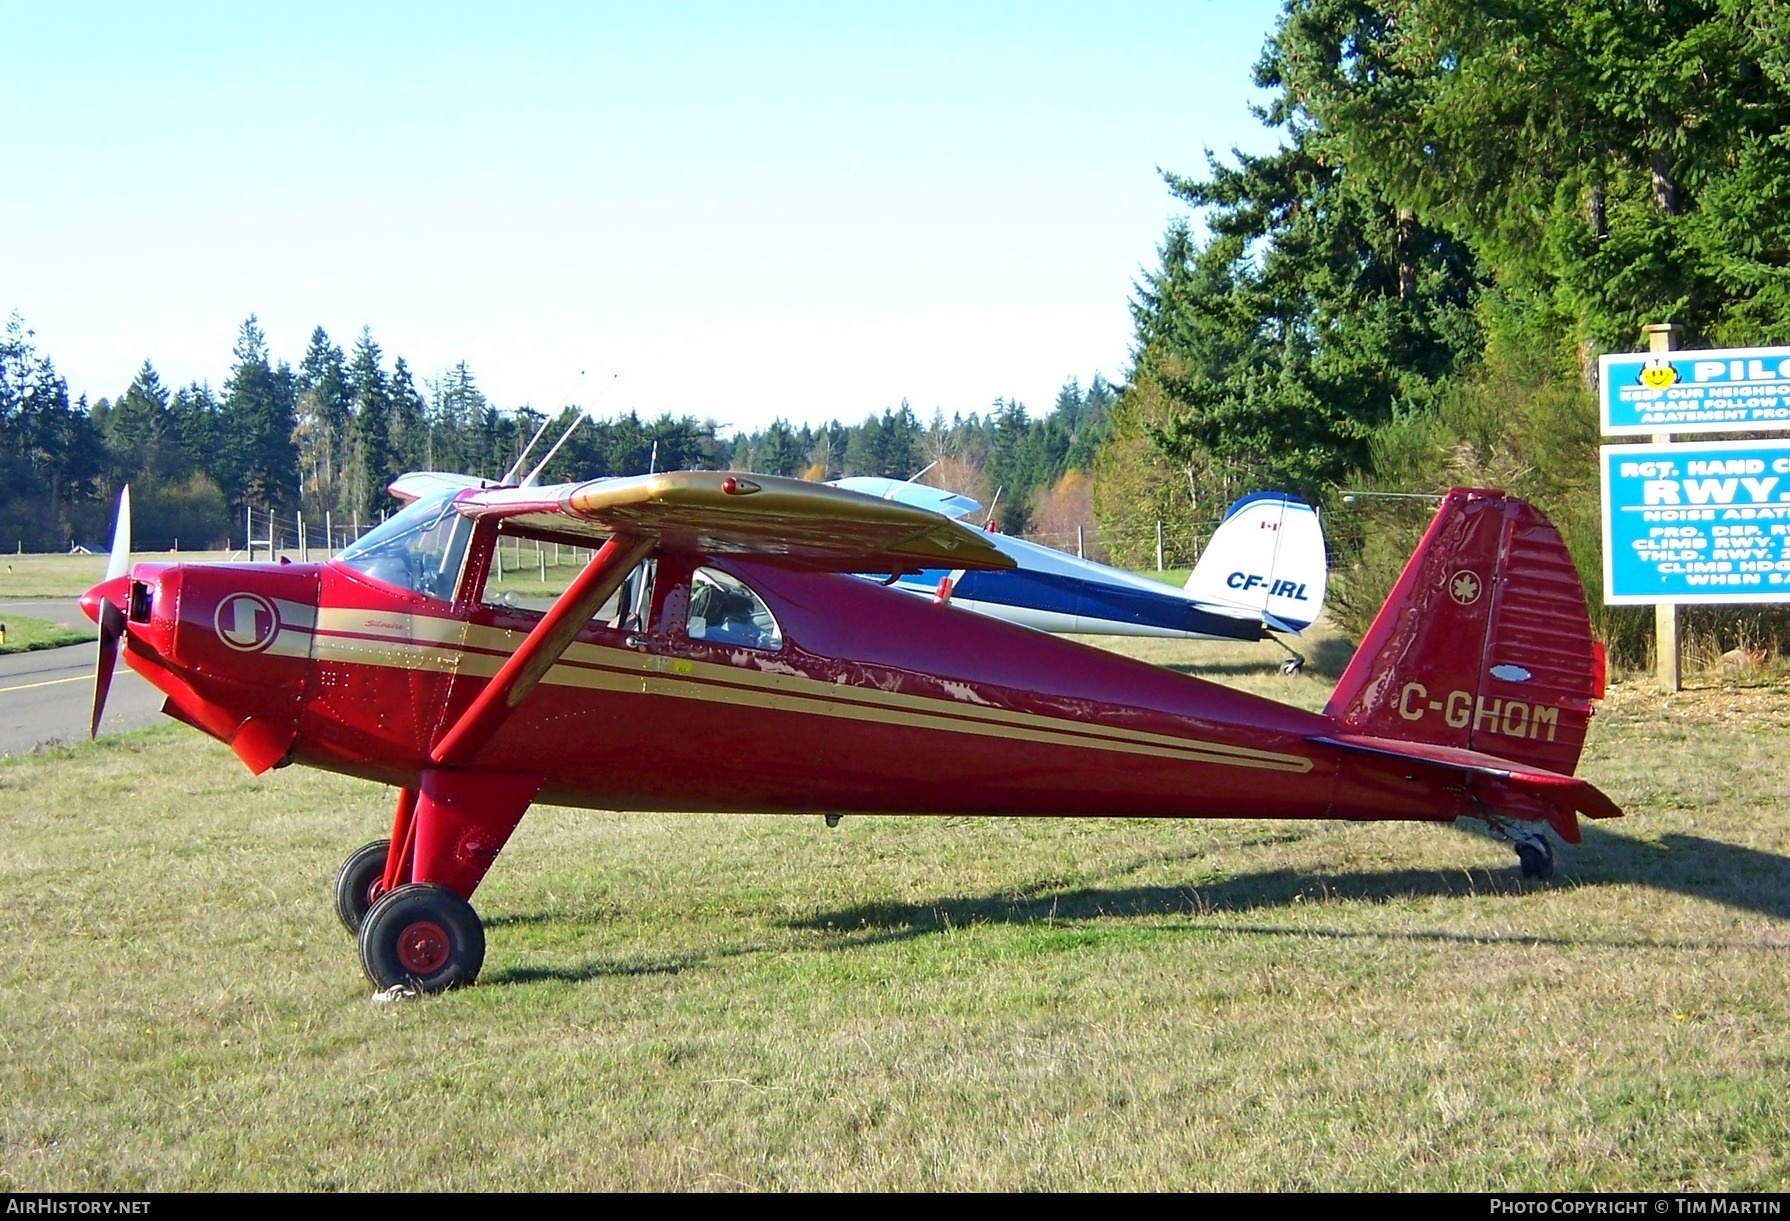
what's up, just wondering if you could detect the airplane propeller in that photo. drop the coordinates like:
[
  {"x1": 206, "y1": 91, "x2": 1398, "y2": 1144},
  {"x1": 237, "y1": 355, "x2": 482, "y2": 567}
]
[{"x1": 89, "y1": 486, "x2": 131, "y2": 738}]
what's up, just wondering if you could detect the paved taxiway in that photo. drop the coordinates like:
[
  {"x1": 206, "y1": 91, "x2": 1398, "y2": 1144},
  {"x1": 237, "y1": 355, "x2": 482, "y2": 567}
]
[{"x1": 0, "y1": 600, "x2": 167, "y2": 755}]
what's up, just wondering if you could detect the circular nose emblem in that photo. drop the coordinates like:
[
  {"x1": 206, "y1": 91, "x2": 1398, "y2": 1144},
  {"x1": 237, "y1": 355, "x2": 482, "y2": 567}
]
[
  {"x1": 1448, "y1": 570, "x2": 1483, "y2": 606},
  {"x1": 214, "y1": 592, "x2": 280, "y2": 652}
]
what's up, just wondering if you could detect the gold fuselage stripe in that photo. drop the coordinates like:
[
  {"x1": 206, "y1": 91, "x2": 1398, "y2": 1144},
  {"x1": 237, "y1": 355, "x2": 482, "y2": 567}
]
[{"x1": 305, "y1": 607, "x2": 1314, "y2": 774}]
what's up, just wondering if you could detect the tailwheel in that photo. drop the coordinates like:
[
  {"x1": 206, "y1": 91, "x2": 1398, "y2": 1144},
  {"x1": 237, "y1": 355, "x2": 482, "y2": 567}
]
[
  {"x1": 358, "y1": 883, "x2": 486, "y2": 993},
  {"x1": 1515, "y1": 838, "x2": 1555, "y2": 881},
  {"x1": 1268, "y1": 633, "x2": 1305, "y2": 675},
  {"x1": 1474, "y1": 799, "x2": 1557, "y2": 882},
  {"x1": 333, "y1": 838, "x2": 393, "y2": 934}
]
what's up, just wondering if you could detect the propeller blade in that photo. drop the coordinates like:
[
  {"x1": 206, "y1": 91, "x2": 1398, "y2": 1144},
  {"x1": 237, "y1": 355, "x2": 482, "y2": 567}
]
[
  {"x1": 90, "y1": 600, "x2": 123, "y2": 739},
  {"x1": 105, "y1": 485, "x2": 131, "y2": 581},
  {"x1": 91, "y1": 485, "x2": 131, "y2": 738}
]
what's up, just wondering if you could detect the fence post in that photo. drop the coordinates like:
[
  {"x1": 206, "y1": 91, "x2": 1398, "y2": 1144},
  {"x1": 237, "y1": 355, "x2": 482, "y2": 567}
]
[
  {"x1": 297, "y1": 511, "x2": 307, "y2": 564},
  {"x1": 1645, "y1": 321, "x2": 1682, "y2": 693},
  {"x1": 1155, "y1": 520, "x2": 1164, "y2": 572},
  {"x1": 1077, "y1": 525, "x2": 1084, "y2": 559}
]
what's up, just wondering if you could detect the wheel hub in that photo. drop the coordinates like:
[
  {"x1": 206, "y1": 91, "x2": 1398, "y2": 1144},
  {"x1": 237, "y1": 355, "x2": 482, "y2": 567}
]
[{"x1": 396, "y1": 919, "x2": 451, "y2": 974}]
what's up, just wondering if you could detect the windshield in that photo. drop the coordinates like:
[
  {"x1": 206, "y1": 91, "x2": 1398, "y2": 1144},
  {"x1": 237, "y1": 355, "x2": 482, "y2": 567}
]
[{"x1": 337, "y1": 492, "x2": 473, "y2": 601}]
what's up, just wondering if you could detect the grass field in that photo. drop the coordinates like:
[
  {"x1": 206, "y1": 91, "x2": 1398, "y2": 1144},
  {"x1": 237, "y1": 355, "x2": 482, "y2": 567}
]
[
  {"x1": 0, "y1": 552, "x2": 109, "y2": 599},
  {"x1": 1, "y1": 621, "x2": 1786, "y2": 1191},
  {"x1": 0, "y1": 615, "x2": 87, "y2": 653}
]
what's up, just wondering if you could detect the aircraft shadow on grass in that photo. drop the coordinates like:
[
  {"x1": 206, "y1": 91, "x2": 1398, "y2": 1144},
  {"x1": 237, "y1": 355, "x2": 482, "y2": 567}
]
[
  {"x1": 480, "y1": 910, "x2": 771, "y2": 985},
  {"x1": 473, "y1": 827, "x2": 1790, "y2": 985},
  {"x1": 485, "y1": 955, "x2": 699, "y2": 986},
  {"x1": 783, "y1": 826, "x2": 1790, "y2": 951}
]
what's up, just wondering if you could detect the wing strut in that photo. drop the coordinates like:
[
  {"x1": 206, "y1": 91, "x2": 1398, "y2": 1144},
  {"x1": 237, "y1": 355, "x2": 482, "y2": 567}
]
[{"x1": 430, "y1": 532, "x2": 655, "y2": 767}]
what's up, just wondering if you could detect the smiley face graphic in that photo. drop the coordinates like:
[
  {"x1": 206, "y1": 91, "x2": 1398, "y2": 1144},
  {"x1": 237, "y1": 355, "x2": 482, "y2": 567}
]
[{"x1": 1638, "y1": 356, "x2": 1678, "y2": 389}]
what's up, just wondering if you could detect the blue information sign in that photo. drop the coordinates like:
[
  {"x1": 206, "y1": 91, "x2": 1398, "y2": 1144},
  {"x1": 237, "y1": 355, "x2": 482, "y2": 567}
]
[
  {"x1": 1601, "y1": 440, "x2": 1790, "y2": 604},
  {"x1": 1600, "y1": 346, "x2": 1790, "y2": 436}
]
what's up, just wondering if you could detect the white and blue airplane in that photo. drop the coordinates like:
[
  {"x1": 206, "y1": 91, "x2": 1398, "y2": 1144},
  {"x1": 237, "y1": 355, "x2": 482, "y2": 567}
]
[{"x1": 832, "y1": 478, "x2": 1328, "y2": 673}]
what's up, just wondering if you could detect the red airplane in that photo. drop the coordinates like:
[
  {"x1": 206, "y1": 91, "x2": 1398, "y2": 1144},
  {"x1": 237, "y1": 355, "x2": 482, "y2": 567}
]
[{"x1": 80, "y1": 473, "x2": 1619, "y2": 993}]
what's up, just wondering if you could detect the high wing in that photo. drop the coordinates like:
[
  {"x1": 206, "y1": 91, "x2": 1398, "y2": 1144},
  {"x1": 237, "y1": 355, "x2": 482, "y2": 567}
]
[
  {"x1": 915, "y1": 530, "x2": 1281, "y2": 639},
  {"x1": 450, "y1": 471, "x2": 1016, "y2": 573}
]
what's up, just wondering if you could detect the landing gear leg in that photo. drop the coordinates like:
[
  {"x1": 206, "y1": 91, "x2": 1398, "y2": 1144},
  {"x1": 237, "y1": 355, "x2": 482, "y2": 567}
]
[
  {"x1": 1268, "y1": 633, "x2": 1305, "y2": 675},
  {"x1": 348, "y1": 770, "x2": 536, "y2": 993}
]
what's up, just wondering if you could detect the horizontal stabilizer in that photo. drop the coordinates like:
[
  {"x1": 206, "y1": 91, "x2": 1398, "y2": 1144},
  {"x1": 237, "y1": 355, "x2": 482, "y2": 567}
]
[
  {"x1": 1313, "y1": 731, "x2": 1621, "y2": 841},
  {"x1": 454, "y1": 472, "x2": 1017, "y2": 574}
]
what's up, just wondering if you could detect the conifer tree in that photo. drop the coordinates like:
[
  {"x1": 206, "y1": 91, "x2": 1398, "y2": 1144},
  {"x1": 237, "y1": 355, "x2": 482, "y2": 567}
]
[
  {"x1": 389, "y1": 357, "x2": 429, "y2": 471},
  {"x1": 296, "y1": 328, "x2": 350, "y2": 515},
  {"x1": 221, "y1": 316, "x2": 299, "y2": 513},
  {"x1": 344, "y1": 328, "x2": 393, "y2": 517}
]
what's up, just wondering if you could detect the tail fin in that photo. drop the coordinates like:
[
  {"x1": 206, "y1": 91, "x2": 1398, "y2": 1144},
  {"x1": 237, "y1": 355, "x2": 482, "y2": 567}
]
[
  {"x1": 1324, "y1": 488, "x2": 1601, "y2": 777},
  {"x1": 1183, "y1": 492, "x2": 1328, "y2": 633}
]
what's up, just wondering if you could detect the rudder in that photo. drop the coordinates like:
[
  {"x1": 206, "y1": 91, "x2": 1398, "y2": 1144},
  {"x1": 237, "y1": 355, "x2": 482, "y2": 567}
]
[
  {"x1": 1184, "y1": 492, "x2": 1328, "y2": 632},
  {"x1": 1323, "y1": 488, "x2": 1601, "y2": 777}
]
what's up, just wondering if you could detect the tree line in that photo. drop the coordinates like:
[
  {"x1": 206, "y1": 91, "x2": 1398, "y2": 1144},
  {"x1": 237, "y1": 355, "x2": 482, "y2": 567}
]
[{"x1": 0, "y1": 310, "x2": 1111, "y2": 552}]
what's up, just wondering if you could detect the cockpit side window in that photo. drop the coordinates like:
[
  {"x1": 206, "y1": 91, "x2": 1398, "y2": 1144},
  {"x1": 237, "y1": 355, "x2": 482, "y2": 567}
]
[
  {"x1": 478, "y1": 537, "x2": 655, "y2": 631},
  {"x1": 686, "y1": 566, "x2": 782, "y2": 651}
]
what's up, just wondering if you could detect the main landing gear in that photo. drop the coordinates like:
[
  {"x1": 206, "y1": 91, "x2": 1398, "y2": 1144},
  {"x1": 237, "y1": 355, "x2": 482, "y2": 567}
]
[
  {"x1": 333, "y1": 839, "x2": 391, "y2": 933},
  {"x1": 335, "y1": 774, "x2": 535, "y2": 994},
  {"x1": 358, "y1": 884, "x2": 486, "y2": 994},
  {"x1": 333, "y1": 839, "x2": 489, "y2": 993}
]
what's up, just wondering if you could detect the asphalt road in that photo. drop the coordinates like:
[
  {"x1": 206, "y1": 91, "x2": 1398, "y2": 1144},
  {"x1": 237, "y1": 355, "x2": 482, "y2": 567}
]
[{"x1": 0, "y1": 601, "x2": 168, "y2": 756}]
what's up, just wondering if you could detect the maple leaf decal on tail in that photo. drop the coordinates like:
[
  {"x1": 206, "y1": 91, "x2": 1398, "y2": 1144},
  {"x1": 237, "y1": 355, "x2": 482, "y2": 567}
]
[{"x1": 1449, "y1": 571, "x2": 1482, "y2": 605}]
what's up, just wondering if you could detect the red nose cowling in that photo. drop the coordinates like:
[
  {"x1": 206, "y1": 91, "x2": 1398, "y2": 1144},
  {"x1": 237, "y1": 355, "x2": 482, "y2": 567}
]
[{"x1": 85, "y1": 563, "x2": 317, "y2": 774}]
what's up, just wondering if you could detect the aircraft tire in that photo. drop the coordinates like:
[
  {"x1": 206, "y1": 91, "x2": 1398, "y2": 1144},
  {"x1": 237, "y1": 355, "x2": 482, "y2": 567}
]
[
  {"x1": 358, "y1": 883, "x2": 486, "y2": 993},
  {"x1": 1515, "y1": 840, "x2": 1554, "y2": 881},
  {"x1": 333, "y1": 839, "x2": 392, "y2": 935}
]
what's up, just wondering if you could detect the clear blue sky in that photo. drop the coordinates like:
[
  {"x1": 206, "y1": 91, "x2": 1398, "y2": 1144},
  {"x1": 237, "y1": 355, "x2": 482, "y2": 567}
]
[{"x1": 4, "y1": 1, "x2": 1287, "y2": 435}]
